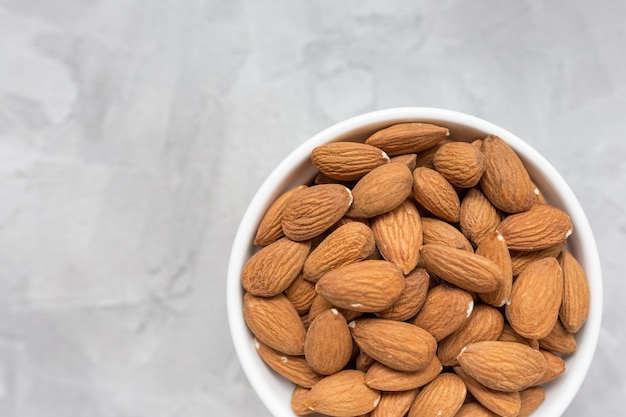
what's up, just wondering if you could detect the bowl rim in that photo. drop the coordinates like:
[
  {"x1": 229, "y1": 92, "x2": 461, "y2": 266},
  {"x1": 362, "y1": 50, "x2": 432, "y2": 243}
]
[{"x1": 227, "y1": 107, "x2": 603, "y2": 417}]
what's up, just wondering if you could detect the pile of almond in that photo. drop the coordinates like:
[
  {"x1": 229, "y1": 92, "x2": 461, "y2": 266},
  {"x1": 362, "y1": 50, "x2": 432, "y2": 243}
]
[{"x1": 241, "y1": 123, "x2": 591, "y2": 417}]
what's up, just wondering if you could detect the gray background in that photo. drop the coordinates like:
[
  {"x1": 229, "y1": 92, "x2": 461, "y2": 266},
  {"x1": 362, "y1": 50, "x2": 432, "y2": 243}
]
[{"x1": 0, "y1": 0, "x2": 624, "y2": 416}]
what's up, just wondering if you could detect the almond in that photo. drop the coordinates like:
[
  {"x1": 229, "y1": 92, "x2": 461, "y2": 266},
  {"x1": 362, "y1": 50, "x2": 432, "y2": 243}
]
[
  {"x1": 347, "y1": 163, "x2": 413, "y2": 218},
  {"x1": 412, "y1": 167, "x2": 461, "y2": 223},
  {"x1": 559, "y1": 249, "x2": 591, "y2": 333},
  {"x1": 365, "y1": 122, "x2": 449, "y2": 156},
  {"x1": 510, "y1": 242, "x2": 564, "y2": 276},
  {"x1": 356, "y1": 350, "x2": 376, "y2": 373},
  {"x1": 479, "y1": 134, "x2": 535, "y2": 213},
  {"x1": 407, "y1": 373, "x2": 467, "y2": 417},
  {"x1": 371, "y1": 199, "x2": 423, "y2": 274},
  {"x1": 421, "y1": 217, "x2": 473, "y2": 252},
  {"x1": 254, "y1": 185, "x2": 308, "y2": 246},
  {"x1": 241, "y1": 237, "x2": 311, "y2": 297},
  {"x1": 411, "y1": 284, "x2": 474, "y2": 341},
  {"x1": 284, "y1": 273, "x2": 317, "y2": 314},
  {"x1": 389, "y1": 153, "x2": 417, "y2": 170},
  {"x1": 349, "y1": 318, "x2": 437, "y2": 372},
  {"x1": 538, "y1": 319, "x2": 577, "y2": 354},
  {"x1": 282, "y1": 184, "x2": 353, "y2": 241},
  {"x1": 437, "y1": 304, "x2": 504, "y2": 367},
  {"x1": 506, "y1": 257, "x2": 563, "y2": 340},
  {"x1": 291, "y1": 386, "x2": 314, "y2": 416},
  {"x1": 304, "y1": 369, "x2": 381, "y2": 416},
  {"x1": 365, "y1": 356, "x2": 442, "y2": 391},
  {"x1": 414, "y1": 138, "x2": 454, "y2": 169},
  {"x1": 459, "y1": 187, "x2": 501, "y2": 247},
  {"x1": 498, "y1": 323, "x2": 539, "y2": 350},
  {"x1": 433, "y1": 141, "x2": 486, "y2": 188},
  {"x1": 454, "y1": 402, "x2": 499, "y2": 417},
  {"x1": 535, "y1": 349, "x2": 566, "y2": 385},
  {"x1": 476, "y1": 231, "x2": 513, "y2": 307},
  {"x1": 419, "y1": 244, "x2": 501, "y2": 293},
  {"x1": 255, "y1": 340, "x2": 322, "y2": 388},
  {"x1": 308, "y1": 294, "x2": 363, "y2": 322},
  {"x1": 497, "y1": 204, "x2": 573, "y2": 251},
  {"x1": 243, "y1": 293, "x2": 306, "y2": 355},
  {"x1": 304, "y1": 309, "x2": 353, "y2": 375},
  {"x1": 302, "y1": 222, "x2": 376, "y2": 282},
  {"x1": 311, "y1": 141, "x2": 390, "y2": 181},
  {"x1": 316, "y1": 260, "x2": 405, "y2": 313},
  {"x1": 454, "y1": 366, "x2": 521, "y2": 417},
  {"x1": 377, "y1": 268, "x2": 430, "y2": 321},
  {"x1": 518, "y1": 386, "x2": 546, "y2": 417},
  {"x1": 457, "y1": 341, "x2": 547, "y2": 392},
  {"x1": 370, "y1": 389, "x2": 419, "y2": 417}
]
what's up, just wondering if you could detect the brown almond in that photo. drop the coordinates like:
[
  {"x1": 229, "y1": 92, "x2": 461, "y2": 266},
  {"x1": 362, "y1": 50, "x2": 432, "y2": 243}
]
[
  {"x1": 559, "y1": 249, "x2": 591, "y2": 333},
  {"x1": 538, "y1": 319, "x2": 577, "y2": 354},
  {"x1": 518, "y1": 386, "x2": 546, "y2": 417},
  {"x1": 377, "y1": 268, "x2": 430, "y2": 321},
  {"x1": 389, "y1": 153, "x2": 417, "y2": 170},
  {"x1": 506, "y1": 257, "x2": 563, "y2": 340},
  {"x1": 457, "y1": 341, "x2": 547, "y2": 392},
  {"x1": 419, "y1": 244, "x2": 501, "y2": 293},
  {"x1": 304, "y1": 309, "x2": 353, "y2": 375},
  {"x1": 459, "y1": 187, "x2": 501, "y2": 247},
  {"x1": 311, "y1": 141, "x2": 390, "y2": 181},
  {"x1": 349, "y1": 318, "x2": 437, "y2": 372},
  {"x1": 303, "y1": 222, "x2": 376, "y2": 282},
  {"x1": 282, "y1": 184, "x2": 353, "y2": 241},
  {"x1": 535, "y1": 349, "x2": 566, "y2": 385},
  {"x1": 454, "y1": 366, "x2": 521, "y2": 417},
  {"x1": 414, "y1": 138, "x2": 454, "y2": 168},
  {"x1": 284, "y1": 273, "x2": 317, "y2": 314},
  {"x1": 316, "y1": 260, "x2": 405, "y2": 313},
  {"x1": 510, "y1": 242, "x2": 564, "y2": 276},
  {"x1": 347, "y1": 163, "x2": 413, "y2": 218},
  {"x1": 498, "y1": 323, "x2": 539, "y2": 349},
  {"x1": 308, "y1": 294, "x2": 363, "y2": 323},
  {"x1": 356, "y1": 350, "x2": 376, "y2": 373},
  {"x1": 476, "y1": 231, "x2": 513, "y2": 307},
  {"x1": 365, "y1": 122, "x2": 450, "y2": 156},
  {"x1": 254, "y1": 185, "x2": 308, "y2": 246},
  {"x1": 304, "y1": 369, "x2": 381, "y2": 416},
  {"x1": 365, "y1": 356, "x2": 442, "y2": 391},
  {"x1": 421, "y1": 217, "x2": 473, "y2": 252},
  {"x1": 454, "y1": 402, "x2": 499, "y2": 417},
  {"x1": 370, "y1": 389, "x2": 419, "y2": 417},
  {"x1": 479, "y1": 134, "x2": 535, "y2": 213},
  {"x1": 291, "y1": 386, "x2": 314, "y2": 416},
  {"x1": 433, "y1": 141, "x2": 486, "y2": 188},
  {"x1": 255, "y1": 340, "x2": 322, "y2": 388},
  {"x1": 498, "y1": 204, "x2": 573, "y2": 251},
  {"x1": 411, "y1": 284, "x2": 474, "y2": 341},
  {"x1": 371, "y1": 199, "x2": 423, "y2": 274},
  {"x1": 412, "y1": 167, "x2": 461, "y2": 223},
  {"x1": 407, "y1": 373, "x2": 467, "y2": 417}
]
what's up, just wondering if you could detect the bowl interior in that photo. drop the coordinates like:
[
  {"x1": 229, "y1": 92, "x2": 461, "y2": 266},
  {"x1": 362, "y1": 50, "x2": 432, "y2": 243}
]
[{"x1": 227, "y1": 107, "x2": 602, "y2": 417}]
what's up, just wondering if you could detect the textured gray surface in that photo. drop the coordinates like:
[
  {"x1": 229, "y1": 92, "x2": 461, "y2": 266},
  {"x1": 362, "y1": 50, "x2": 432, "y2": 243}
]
[{"x1": 0, "y1": 0, "x2": 624, "y2": 416}]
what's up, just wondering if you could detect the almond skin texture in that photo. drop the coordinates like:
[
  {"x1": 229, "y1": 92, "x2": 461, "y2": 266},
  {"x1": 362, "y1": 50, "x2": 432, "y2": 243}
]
[
  {"x1": 371, "y1": 199, "x2": 423, "y2": 274},
  {"x1": 498, "y1": 323, "x2": 538, "y2": 349},
  {"x1": 377, "y1": 268, "x2": 430, "y2": 321},
  {"x1": 311, "y1": 141, "x2": 390, "y2": 181},
  {"x1": 476, "y1": 231, "x2": 513, "y2": 307},
  {"x1": 282, "y1": 184, "x2": 353, "y2": 241},
  {"x1": 437, "y1": 305, "x2": 504, "y2": 367},
  {"x1": 254, "y1": 185, "x2": 308, "y2": 246},
  {"x1": 433, "y1": 141, "x2": 486, "y2": 188},
  {"x1": 407, "y1": 373, "x2": 467, "y2": 417},
  {"x1": 371, "y1": 389, "x2": 419, "y2": 417},
  {"x1": 411, "y1": 284, "x2": 474, "y2": 341},
  {"x1": 255, "y1": 340, "x2": 322, "y2": 388},
  {"x1": 538, "y1": 319, "x2": 577, "y2": 354},
  {"x1": 365, "y1": 356, "x2": 442, "y2": 391},
  {"x1": 535, "y1": 349, "x2": 566, "y2": 385},
  {"x1": 517, "y1": 386, "x2": 546, "y2": 417},
  {"x1": 497, "y1": 204, "x2": 573, "y2": 251},
  {"x1": 304, "y1": 369, "x2": 381, "y2": 416},
  {"x1": 479, "y1": 134, "x2": 535, "y2": 213},
  {"x1": 421, "y1": 217, "x2": 473, "y2": 252},
  {"x1": 349, "y1": 318, "x2": 437, "y2": 372},
  {"x1": 308, "y1": 294, "x2": 363, "y2": 323},
  {"x1": 454, "y1": 366, "x2": 521, "y2": 417},
  {"x1": 389, "y1": 153, "x2": 417, "y2": 170},
  {"x1": 303, "y1": 222, "x2": 376, "y2": 282},
  {"x1": 510, "y1": 242, "x2": 564, "y2": 276},
  {"x1": 347, "y1": 163, "x2": 413, "y2": 218},
  {"x1": 241, "y1": 237, "x2": 311, "y2": 297},
  {"x1": 243, "y1": 293, "x2": 306, "y2": 355},
  {"x1": 419, "y1": 244, "x2": 501, "y2": 293},
  {"x1": 506, "y1": 257, "x2": 564, "y2": 340},
  {"x1": 284, "y1": 273, "x2": 317, "y2": 314},
  {"x1": 291, "y1": 386, "x2": 314, "y2": 416},
  {"x1": 412, "y1": 167, "x2": 461, "y2": 223},
  {"x1": 559, "y1": 249, "x2": 591, "y2": 333},
  {"x1": 454, "y1": 403, "x2": 499, "y2": 417},
  {"x1": 365, "y1": 122, "x2": 450, "y2": 156},
  {"x1": 459, "y1": 187, "x2": 501, "y2": 247},
  {"x1": 304, "y1": 309, "x2": 353, "y2": 375},
  {"x1": 457, "y1": 341, "x2": 547, "y2": 392},
  {"x1": 316, "y1": 260, "x2": 405, "y2": 313}
]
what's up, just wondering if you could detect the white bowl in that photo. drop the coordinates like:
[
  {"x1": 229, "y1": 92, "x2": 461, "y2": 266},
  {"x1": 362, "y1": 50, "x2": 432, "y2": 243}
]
[{"x1": 227, "y1": 107, "x2": 602, "y2": 417}]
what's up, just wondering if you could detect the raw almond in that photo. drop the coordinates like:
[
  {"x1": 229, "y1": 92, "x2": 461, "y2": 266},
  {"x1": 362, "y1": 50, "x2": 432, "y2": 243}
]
[
  {"x1": 421, "y1": 217, "x2": 473, "y2": 252},
  {"x1": 302, "y1": 222, "x2": 376, "y2": 282},
  {"x1": 479, "y1": 134, "x2": 535, "y2": 213},
  {"x1": 411, "y1": 284, "x2": 474, "y2": 341},
  {"x1": 419, "y1": 244, "x2": 501, "y2": 293},
  {"x1": 371, "y1": 199, "x2": 423, "y2": 274},
  {"x1": 254, "y1": 185, "x2": 308, "y2": 246},
  {"x1": 454, "y1": 402, "x2": 499, "y2": 417},
  {"x1": 538, "y1": 319, "x2": 577, "y2": 354},
  {"x1": 535, "y1": 349, "x2": 566, "y2": 385},
  {"x1": 389, "y1": 153, "x2": 417, "y2": 170},
  {"x1": 457, "y1": 341, "x2": 547, "y2": 392},
  {"x1": 414, "y1": 138, "x2": 454, "y2": 169},
  {"x1": 370, "y1": 389, "x2": 419, "y2": 417},
  {"x1": 377, "y1": 268, "x2": 430, "y2": 321},
  {"x1": 308, "y1": 294, "x2": 363, "y2": 323},
  {"x1": 498, "y1": 323, "x2": 539, "y2": 350},
  {"x1": 437, "y1": 304, "x2": 504, "y2": 367},
  {"x1": 433, "y1": 141, "x2": 486, "y2": 188},
  {"x1": 518, "y1": 386, "x2": 546, "y2": 417},
  {"x1": 510, "y1": 242, "x2": 564, "y2": 276},
  {"x1": 316, "y1": 260, "x2": 405, "y2": 313},
  {"x1": 459, "y1": 187, "x2": 501, "y2": 247},
  {"x1": 304, "y1": 369, "x2": 381, "y2": 416},
  {"x1": 255, "y1": 340, "x2": 322, "y2": 388},
  {"x1": 291, "y1": 386, "x2": 314, "y2": 416},
  {"x1": 476, "y1": 231, "x2": 513, "y2": 307},
  {"x1": 347, "y1": 163, "x2": 413, "y2": 218},
  {"x1": 349, "y1": 318, "x2": 437, "y2": 372},
  {"x1": 506, "y1": 257, "x2": 563, "y2": 340},
  {"x1": 407, "y1": 373, "x2": 467, "y2": 417},
  {"x1": 498, "y1": 204, "x2": 573, "y2": 251},
  {"x1": 365, "y1": 122, "x2": 449, "y2": 156},
  {"x1": 356, "y1": 350, "x2": 376, "y2": 373},
  {"x1": 304, "y1": 309, "x2": 353, "y2": 375},
  {"x1": 365, "y1": 356, "x2": 442, "y2": 391},
  {"x1": 284, "y1": 273, "x2": 317, "y2": 314},
  {"x1": 559, "y1": 249, "x2": 591, "y2": 333},
  {"x1": 311, "y1": 141, "x2": 390, "y2": 181},
  {"x1": 412, "y1": 167, "x2": 461, "y2": 223},
  {"x1": 454, "y1": 366, "x2": 521, "y2": 417},
  {"x1": 243, "y1": 293, "x2": 306, "y2": 355},
  {"x1": 282, "y1": 184, "x2": 353, "y2": 241}
]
